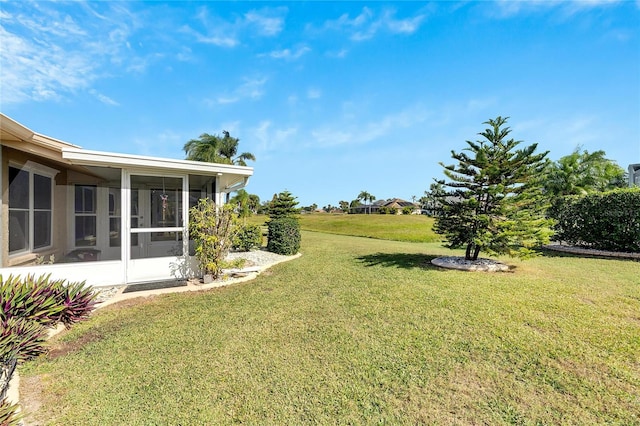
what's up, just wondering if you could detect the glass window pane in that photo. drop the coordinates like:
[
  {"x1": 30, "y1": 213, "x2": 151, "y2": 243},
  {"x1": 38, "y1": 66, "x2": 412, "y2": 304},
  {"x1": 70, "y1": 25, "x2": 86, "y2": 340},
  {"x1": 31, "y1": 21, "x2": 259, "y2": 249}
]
[
  {"x1": 151, "y1": 188, "x2": 180, "y2": 227},
  {"x1": 109, "y1": 188, "x2": 120, "y2": 216},
  {"x1": 151, "y1": 231, "x2": 179, "y2": 242},
  {"x1": 131, "y1": 189, "x2": 139, "y2": 217},
  {"x1": 75, "y1": 185, "x2": 96, "y2": 213},
  {"x1": 131, "y1": 175, "x2": 182, "y2": 229},
  {"x1": 34, "y1": 211, "x2": 52, "y2": 248},
  {"x1": 131, "y1": 231, "x2": 183, "y2": 259},
  {"x1": 33, "y1": 174, "x2": 52, "y2": 209},
  {"x1": 75, "y1": 216, "x2": 97, "y2": 246},
  {"x1": 9, "y1": 167, "x2": 29, "y2": 209},
  {"x1": 109, "y1": 217, "x2": 121, "y2": 247},
  {"x1": 9, "y1": 210, "x2": 28, "y2": 252},
  {"x1": 189, "y1": 190, "x2": 201, "y2": 210}
]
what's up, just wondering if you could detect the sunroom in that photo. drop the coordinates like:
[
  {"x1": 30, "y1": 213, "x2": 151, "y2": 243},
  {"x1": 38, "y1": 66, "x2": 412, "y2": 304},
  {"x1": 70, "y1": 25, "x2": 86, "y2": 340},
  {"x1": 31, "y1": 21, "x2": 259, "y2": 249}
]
[{"x1": 0, "y1": 114, "x2": 253, "y2": 287}]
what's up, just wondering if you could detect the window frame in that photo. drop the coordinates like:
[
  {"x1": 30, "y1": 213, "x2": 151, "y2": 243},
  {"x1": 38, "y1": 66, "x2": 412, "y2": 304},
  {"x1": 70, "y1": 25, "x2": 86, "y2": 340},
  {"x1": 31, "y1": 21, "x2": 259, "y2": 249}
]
[
  {"x1": 74, "y1": 184, "x2": 98, "y2": 247},
  {"x1": 8, "y1": 161, "x2": 57, "y2": 257}
]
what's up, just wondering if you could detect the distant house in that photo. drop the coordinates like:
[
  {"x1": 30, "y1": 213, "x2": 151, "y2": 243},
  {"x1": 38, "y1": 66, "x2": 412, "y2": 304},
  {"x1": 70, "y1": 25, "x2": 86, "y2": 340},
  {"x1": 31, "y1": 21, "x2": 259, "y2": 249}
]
[
  {"x1": 629, "y1": 164, "x2": 640, "y2": 187},
  {"x1": 383, "y1": 198, "x2": 420, "y2": 214},
  {"x1": 351, "y1": 198, "x2": 419, "y2": 214},
  {"x1": 0, "y1": 114, "x2": 253, "y2": 287}
]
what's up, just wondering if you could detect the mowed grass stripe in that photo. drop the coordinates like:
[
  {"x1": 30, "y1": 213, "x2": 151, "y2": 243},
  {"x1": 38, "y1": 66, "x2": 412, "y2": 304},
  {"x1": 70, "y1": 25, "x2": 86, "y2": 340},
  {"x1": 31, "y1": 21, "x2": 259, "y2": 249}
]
[{"x1": 21, "y1": 232, "x2": 640, "y2": 425}]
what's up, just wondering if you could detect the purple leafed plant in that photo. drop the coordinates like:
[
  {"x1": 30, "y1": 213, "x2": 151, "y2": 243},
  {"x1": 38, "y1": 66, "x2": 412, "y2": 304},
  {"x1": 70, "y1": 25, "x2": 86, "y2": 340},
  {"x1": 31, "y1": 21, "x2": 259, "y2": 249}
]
[{"x1": 0, "y1": 274, "x2": 97, "y2": 420}]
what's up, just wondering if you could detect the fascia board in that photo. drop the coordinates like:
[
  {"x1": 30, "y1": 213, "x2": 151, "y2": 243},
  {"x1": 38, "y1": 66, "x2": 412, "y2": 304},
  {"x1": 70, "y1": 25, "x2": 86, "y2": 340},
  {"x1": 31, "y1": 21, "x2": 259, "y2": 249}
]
[{"x1": 62, "y1": 148, "x2": 253, "y2": 176}]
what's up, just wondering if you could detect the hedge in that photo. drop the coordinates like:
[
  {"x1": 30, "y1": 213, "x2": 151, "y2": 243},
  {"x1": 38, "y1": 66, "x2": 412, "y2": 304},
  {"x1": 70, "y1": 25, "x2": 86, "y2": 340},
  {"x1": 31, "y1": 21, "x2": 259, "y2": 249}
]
[
  {"x1": 548, "y1": 188, "x2": 640, "y2": 252},
  {"x1": 267, "y1": 218, "x2": 301, "y2": 255}
]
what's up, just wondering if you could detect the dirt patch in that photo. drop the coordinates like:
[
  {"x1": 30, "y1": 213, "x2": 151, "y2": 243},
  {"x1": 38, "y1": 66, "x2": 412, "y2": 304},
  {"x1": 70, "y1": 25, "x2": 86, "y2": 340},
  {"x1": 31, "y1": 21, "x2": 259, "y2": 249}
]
[
  {"x1": 99, "y1": 295, "x2": 158, "y2": 310},
  {"x1": 47, "y1": 329, "x2": 104, "y2": 360},
  {"x1": 19, "y1": 374, "x2": 48, "y2": 426}
]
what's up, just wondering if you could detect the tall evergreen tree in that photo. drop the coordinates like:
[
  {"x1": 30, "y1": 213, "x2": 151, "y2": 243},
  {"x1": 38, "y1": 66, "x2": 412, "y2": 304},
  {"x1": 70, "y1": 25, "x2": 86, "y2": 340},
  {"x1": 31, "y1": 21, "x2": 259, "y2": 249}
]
[
  {"x1": 268, "y1": 190, "x2": 299, "y2": 219},
  {"x1": 267, "y1": 190, "x2": 301, "y2": 255},
  {"x1": 433, "y1": 116, "x2": 553, "y2": 261}
]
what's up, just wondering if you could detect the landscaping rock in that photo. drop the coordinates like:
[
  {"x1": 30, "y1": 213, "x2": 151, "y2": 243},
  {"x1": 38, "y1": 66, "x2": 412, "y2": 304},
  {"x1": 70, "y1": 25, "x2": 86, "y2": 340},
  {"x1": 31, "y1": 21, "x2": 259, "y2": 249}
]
[{"x1": 431, "y1": 256, "x2": 510, "y2": 272}]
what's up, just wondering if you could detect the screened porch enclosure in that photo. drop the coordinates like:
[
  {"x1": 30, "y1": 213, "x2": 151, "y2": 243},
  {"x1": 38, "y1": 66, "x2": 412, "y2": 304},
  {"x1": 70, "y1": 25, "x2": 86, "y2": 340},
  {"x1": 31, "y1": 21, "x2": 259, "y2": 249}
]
[
  {"x1": 1, "y1": 113, "x2": 253, "y2": 286},
  {"x1": 4, "y1": 164, "x2": 223, "y2": 285}
]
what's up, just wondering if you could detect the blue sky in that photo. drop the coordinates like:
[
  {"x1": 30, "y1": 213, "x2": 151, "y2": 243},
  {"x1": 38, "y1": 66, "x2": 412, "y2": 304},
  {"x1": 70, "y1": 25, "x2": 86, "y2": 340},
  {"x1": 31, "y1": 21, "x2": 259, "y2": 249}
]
[{"x1": 2, "y1": 1, "x2": 639, "y2": 208}]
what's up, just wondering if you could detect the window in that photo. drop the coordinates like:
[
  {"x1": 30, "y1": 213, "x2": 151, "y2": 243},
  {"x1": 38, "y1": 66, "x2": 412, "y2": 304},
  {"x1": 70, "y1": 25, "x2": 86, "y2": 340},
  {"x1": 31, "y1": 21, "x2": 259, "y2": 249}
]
[
  {"x1": 8, "y1": 165, "x2": 53, "y2": 255},
  {"x1": 108, "y1": 187, "x2": 121, "y2": 247},
  {"x1": 74, "y1": 185, "x2": 97, "y2": 246}
]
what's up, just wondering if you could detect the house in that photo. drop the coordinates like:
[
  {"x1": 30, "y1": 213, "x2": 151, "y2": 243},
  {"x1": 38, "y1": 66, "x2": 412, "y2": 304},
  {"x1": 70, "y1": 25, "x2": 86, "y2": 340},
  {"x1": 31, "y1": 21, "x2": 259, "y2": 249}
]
[
  {"x1": 351, "y1": 199, "x2": 385, "y2": 214},
  {"x1": 629, "y1": 164, "x2": 640, "y2": 187},
  {"x1": 0, "y1": 114, "x2": 252, "y2": 287},
  {"x1": 351, "y1": 198, "x2": 419, "y2": 214},
  {"x1": 382, "y1": 198, "x2": 420, "y2": 214}
]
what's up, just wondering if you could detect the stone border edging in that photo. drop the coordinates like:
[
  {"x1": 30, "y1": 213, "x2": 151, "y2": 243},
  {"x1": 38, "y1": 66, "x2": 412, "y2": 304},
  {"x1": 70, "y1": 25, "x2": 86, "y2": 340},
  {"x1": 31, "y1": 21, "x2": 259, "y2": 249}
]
[{"x1": 543, "y1": 245, "x2": 640, "y2": 260}]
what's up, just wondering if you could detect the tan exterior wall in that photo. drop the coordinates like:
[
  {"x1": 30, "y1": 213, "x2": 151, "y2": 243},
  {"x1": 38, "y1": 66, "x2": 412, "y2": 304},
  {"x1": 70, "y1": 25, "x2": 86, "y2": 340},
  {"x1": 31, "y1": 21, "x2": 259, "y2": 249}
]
[{"x1": 1, "y1": 146, "x2": 71, "y2": 267}]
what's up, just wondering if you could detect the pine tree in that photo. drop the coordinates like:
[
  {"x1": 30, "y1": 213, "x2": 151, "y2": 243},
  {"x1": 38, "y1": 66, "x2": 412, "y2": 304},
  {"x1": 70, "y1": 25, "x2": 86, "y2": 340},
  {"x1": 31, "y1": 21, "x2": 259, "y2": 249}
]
[
  {"x1": 268, "y1": 190, "x2": 299, "y2": 220},
  {"x1": 433, "y1": 116, "x2": 553, "y2": 261}
]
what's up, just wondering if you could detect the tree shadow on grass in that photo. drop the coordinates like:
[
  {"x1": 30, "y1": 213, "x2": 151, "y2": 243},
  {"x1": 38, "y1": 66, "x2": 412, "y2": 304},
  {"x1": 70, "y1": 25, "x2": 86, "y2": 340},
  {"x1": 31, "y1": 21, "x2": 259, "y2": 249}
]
[{"x1": 356, "y1": 252, "x2": 445, "y2": 271}]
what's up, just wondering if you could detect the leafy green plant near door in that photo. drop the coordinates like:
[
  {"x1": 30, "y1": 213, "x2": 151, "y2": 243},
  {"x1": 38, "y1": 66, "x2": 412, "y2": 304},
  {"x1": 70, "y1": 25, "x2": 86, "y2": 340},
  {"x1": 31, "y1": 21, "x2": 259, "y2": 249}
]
[{"x1": 189, "y1": 199, "x2": 237, "y2": 281}]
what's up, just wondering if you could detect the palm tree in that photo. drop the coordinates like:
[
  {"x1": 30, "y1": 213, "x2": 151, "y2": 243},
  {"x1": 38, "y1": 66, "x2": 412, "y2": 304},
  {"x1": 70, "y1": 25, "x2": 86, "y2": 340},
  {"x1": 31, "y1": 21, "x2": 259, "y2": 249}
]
[
  {"x1": 184, "y1": 131, "x2": 255, "y2": 166},
  {"x1": 183, "y1": 133, "x2": 224, "y2": 163},
  {"x1": 357, "y1": 191, "x2": 376, "y2": 214},
  {"x1": 218, "y1": 131, "x2": 256, "y2": 166},
  {"x1": 229, "y1": 189, "x2": 251, "y2": 222}
]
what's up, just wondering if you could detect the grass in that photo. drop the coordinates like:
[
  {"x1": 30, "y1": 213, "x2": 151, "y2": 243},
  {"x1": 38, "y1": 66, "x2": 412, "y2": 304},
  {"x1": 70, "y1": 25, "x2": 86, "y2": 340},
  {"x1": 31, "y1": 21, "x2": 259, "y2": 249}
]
[
  {"x1": 20, "y1": 229, "x2": 640, "y2": 425},
  {"x1": 249, "y1": 213, "x2": 440, "y2": 243}
]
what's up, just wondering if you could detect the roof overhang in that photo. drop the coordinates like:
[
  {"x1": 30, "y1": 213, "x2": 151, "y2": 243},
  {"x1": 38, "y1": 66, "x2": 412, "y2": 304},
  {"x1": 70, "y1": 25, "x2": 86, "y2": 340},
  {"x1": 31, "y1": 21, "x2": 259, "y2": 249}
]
[
  {"x1": 1, "y1": 113, "x2": 80, "y2": 164},
  {"x1": 2, "y1": 113, "x2": 253, "y2": 192},
  {"x1": 62, "y1": 148, "x2": 253, "y2": 177}
]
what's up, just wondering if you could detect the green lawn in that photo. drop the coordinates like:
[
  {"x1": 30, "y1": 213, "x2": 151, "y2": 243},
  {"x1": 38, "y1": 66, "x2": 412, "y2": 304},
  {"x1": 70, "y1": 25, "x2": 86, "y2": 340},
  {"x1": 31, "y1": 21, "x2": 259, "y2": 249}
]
[
  {"x1": 250, "y1": 213, "x2": 440, "y2": 243},
  {"x1": 21, "y1": 232, "x2": 640, "y2": 425}
]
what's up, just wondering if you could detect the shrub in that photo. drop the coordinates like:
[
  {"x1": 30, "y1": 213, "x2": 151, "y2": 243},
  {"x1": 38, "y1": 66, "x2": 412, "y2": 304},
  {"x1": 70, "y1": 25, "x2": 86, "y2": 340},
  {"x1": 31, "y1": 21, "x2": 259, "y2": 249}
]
[
  {"x1": 402, "y1": 206, "x2": 413, "y2": 215},
  {"x1": 267, "y1": 218, "x2": 301, "y2": 255},
  {"x1": 233, "y1": 224, "x2": 263, "y2": 252},
  {"x1": 388, "y1": 207, "x2": 398, "y2": 215},
  {"x1": 548, "y1": 188, "x2": 640, "y2": 252},
  {"x1": 378, "y1": 206, "x2": 389, "y2": 215},
  {"x1": 1, "y1": 274, "x2": 97, "y2": 422},
  {"x1": 189, "y1": 200, "x2": 237, "y2": 279}
]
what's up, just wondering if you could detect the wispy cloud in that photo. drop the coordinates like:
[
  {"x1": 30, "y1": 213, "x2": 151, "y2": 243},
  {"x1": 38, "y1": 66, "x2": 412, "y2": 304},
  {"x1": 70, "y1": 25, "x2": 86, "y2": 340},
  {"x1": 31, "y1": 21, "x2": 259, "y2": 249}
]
[
  {"x1": 263, "y1": 46, "x2": 311, "y2": 60},
  {"x1": 0, "y1": 2, "x2": 139, "y2": 104},
  {"x1": 326, "y1": 48, "x2": 349, "y2": 58},
  {"x1": 307, "y1": 88, "x2": 322, "y2": 99},
  {"x1": 89, "y1": 89, "x2": 119, "y2": 106},
  {"x1": 245, "y1": 8, "x2": 286, "y2": 36},
  {"x1": 180, "y1": 24, "x2": 239, "y2": 47},
  {"x1": 311, "y1": 105, "x2": 429, "y2": 147},
  {"x1": 323, "y1": 7, "x2": 426, "y2": 41},
  {"x1": 491, "y1": 0, "x2": 623, "y2": 18},
  {"x1": 186, "y1": 5, "x2": 287, "y2": 47},
  {"x1": 251, "y1": 120, "x2": 298, "y2": 157},
  {"x1": 211, "y1": 77, "x2": 268, "y2": 105}
]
